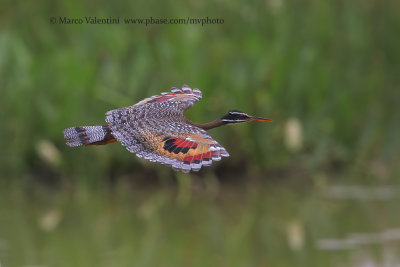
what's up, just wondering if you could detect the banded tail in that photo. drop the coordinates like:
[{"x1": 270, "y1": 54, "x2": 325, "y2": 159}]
[{"x1": 63, "y1": 125, "x2": 116, "y2": 147}]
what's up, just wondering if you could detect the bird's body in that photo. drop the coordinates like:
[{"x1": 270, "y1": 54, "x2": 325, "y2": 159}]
[{"x1": 63, "y1": 85, "x2": 271, "y2": 173}]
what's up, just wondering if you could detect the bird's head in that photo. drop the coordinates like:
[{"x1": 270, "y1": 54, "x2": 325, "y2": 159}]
[{"x1": 220, "y1": 110, "x2": 272, "y2": 124}]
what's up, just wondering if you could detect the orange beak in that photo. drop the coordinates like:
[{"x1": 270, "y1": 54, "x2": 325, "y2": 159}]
[{"x1": 248, "y1": 116, "x2": 273, "y2": 122}]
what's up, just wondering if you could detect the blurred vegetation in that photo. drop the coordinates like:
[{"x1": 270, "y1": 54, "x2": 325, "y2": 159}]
[
  {"x1": 1, "y1": 0, "x2": 400, "y2": 184},
  {"x1": 1, "y1": 0, "x2": 400, "y2": 265}
]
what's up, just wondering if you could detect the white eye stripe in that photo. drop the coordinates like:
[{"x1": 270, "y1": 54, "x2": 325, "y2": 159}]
[{"x1": 229, "y1": 112, "x2": 245, "y2": 115}]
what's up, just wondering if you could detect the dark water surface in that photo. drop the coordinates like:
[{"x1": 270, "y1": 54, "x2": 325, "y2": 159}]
[{"x1": 1, "y1": 179, "x2": 399, "y2": 267}]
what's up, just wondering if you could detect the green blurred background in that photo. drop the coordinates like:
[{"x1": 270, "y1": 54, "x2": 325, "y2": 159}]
[{"x1": 1, "y1": 0, "x2": 400, "y2": 266}]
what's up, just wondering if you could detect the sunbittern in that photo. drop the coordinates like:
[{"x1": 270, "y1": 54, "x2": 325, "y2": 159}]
[{"x1": 63, "y1": 85, "x2": 272, "y2": 172}]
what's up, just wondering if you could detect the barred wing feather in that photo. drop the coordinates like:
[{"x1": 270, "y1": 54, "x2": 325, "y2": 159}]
[{"x1": 104, "y1": 85, "x2": 228, "y2": 172}]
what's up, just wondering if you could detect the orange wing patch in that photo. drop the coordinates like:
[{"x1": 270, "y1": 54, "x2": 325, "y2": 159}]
[{"x1": 142, "y1": 133, "x2": 229, "y2": 172}]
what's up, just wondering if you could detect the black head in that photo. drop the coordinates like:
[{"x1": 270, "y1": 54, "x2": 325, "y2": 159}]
[{"x1": 220, "y1": 110, "x2": 272, "y2": 124}]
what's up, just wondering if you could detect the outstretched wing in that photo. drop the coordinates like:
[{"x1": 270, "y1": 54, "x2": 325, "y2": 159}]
[
  {"x1": 133, "y1": 123, "x2": 229, "y2": 172},
  {"x1": 105, "y1": 85, "x2": 229, "y2": 172},
  {"x1": 105, "y1": 84, "x2": 202, "y2": 126},
  {"x1": 135, "y1": 84, "x2": 202, "y2": 109}
]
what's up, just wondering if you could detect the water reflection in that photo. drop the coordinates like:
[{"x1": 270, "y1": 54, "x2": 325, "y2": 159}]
[
  {"x1": 1, "y1": 182, "x2": 400, "y2": 266},
  {"x1": 318, "y1": 228, "x2": 400, "y2": 250},
  {"x1": 323, "y1": 185, "x2": 398, "y2": 200},
  {"x1": 317, "y1": 184, "x2": 400, "y2": 266}
]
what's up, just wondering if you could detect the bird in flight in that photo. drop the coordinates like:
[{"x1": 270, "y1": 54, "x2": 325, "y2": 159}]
[{"x1": 63, "y1": 85, "x2": 272, "y2": 173}]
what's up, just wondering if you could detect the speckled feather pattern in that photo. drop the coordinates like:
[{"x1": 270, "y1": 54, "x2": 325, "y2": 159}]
[{"x1": 64, "y1": 85, "x2": 229, "y2": 173}]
